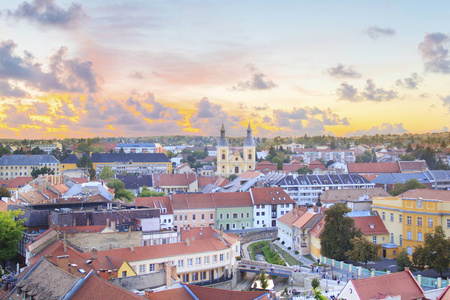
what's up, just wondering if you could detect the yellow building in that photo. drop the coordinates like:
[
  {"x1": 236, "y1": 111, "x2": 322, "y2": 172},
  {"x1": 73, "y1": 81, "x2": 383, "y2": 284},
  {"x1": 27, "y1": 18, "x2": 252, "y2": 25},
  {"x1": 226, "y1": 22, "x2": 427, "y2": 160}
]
[
  {"x1": 91, "y1": 153, "x2": 172, "y2": 176},
  {"x1": 60, "y1": 154, "x2": 79, "y2": 171},
  {"x1": 0, "y1": 154, "x2": 60, "y2": 180},
  {"x1": 372, "y1": 189, "x2": 450, "y2": 258},
  {"x1": 216, "y1": 124, "x2": 256, "y2": 176}
]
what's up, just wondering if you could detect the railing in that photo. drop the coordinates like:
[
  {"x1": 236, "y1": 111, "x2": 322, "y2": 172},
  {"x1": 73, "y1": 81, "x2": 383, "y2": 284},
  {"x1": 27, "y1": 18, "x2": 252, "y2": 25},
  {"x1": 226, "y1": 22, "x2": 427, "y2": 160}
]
[{"x1": 191, "y1": 274, "x2": 233, "y2": 286}]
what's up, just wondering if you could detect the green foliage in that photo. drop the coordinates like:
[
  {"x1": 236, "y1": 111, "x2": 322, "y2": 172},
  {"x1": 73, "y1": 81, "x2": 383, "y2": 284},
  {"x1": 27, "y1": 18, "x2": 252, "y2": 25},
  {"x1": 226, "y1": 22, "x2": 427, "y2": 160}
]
[
  {"x1": 345, "y1": 237, "x2": 381, "y2": 267},
  {"x1": 311, "y1": 278, "x2": 320, "y2": 290},
  {"x1": 31, "y1": 147, "x2": 45, "y2": 154},
  {"x1": 98, "y1": 166, "x2": 115, "y2": 180},
  {"x1": 115, "y1": 189, "x2": 135, "y2": 202},
  {"x1": 76, "y1": 156, "x2": 95, "y2": 180},
  {"x1": 228, "y1": 174, "x2": 238, "y2": 181},
  {"x1": 277, "y1": 160, "x2": 283, "y2": 170},
  {"x1": 313, "y1": 287, "x2": 327, "y2": 300},
  {"x1": 0, "y1": 210, "x2": 25, "y2": 263},
  {"x1": 0, "y1": 147, "x2": 11, "y2": 157},
  {"x1": 389, "y1": 178, "x2": 427, "y2": 196},
  {"x1": 399, "y1": 154, "x2": 416, "y2": 161},
  {"x1": 320, "y1": 203, "x2": 361, "y2": 261},
  {"x1": 31, "y1": 166, "x2": 55, "y2": 178},
  {"x1": 412, "y1": 226, "x2": 450, "y2": 277},
  {"x1": 138, "y1": 186, "x2": 165, "y2": 197},
  {"x1": 261, "y1": 244, "x2": 285, "y2": 266},
  {"x1": 259, "y1": 269, "x2": 268, "y2": 290},
  {"x1": 396, "y1": 249, "x2": 413, "y2": 271},
  {"x1": 0, "y1": 187, "x2": 10, "y2": 198},
  {"x1": 107, "y1": 178, "x2": 125, "y2": 191},
  {"x1": 297, "y1": 166, "x2": 313, "y2": 174}
]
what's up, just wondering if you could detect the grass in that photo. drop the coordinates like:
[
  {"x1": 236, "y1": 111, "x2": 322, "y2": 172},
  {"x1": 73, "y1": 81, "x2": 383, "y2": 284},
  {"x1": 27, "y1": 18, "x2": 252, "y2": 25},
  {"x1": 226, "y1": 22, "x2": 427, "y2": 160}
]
[
  {"x1": 303, "y1": 254, "x2": 316, "y2": 262},
  {"x1": 273, "y1": 244, "x2": 302, "y2": 266},
  {"x1": 248, "y1": 240, "x2": 270, "y2": 260},
  {"x1": 248, "y1": 241, "x2": 286, "y2": 266}
]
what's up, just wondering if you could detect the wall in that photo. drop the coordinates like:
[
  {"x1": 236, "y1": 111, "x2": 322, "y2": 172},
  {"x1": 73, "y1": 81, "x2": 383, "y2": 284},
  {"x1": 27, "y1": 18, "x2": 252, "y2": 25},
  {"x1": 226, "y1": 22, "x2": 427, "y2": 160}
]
[
  {"x1": 111, "y1": 270, "x2": 166, "y2": 289},
  {"x1": 241, "y1": 229, "x2": 278, "y2": 244}
]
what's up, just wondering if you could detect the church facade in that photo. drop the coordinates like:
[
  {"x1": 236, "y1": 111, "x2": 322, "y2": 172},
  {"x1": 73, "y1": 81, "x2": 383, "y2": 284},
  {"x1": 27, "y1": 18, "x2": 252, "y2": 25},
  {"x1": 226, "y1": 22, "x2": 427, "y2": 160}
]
[{"x1": 216, "y1": 124, "x2": 256, "y2": 176}]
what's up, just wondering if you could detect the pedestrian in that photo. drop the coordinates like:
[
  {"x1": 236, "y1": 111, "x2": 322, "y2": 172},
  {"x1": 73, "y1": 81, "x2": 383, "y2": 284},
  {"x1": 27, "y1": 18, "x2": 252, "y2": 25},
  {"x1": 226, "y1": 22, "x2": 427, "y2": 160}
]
[{"x1": 338, "y1": 280, "x2": 340, "y2": 285}]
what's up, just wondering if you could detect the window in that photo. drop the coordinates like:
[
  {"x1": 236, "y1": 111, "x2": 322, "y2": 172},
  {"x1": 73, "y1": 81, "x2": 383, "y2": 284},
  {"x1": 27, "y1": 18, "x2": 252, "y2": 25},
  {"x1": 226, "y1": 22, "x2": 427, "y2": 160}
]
[
  {"x1": 241, "y1": 213, "x2": 244, "y2": 218},
  {"x1": 220, "y1": 213, "x2": 223, "y2": 219},
  {"x1": 184, "y1": 214, "x2": 188, "y2": 221},
  {"x1": 399, "y1": 235, "x2": 403, "y2": 247},
  {"x1": 178, "y1": 260, "x2": 184, "y2": 268},
  {"x1": 382, "y1": 212, "x2": 385, "y2": 220},
  {"x1": 183, "y1": 274, "x2": 189, "y2": 282},
  {"x1": 281, "y1": 211, "x2": 285, "y2": 215},
  {"x1": 407, "y1": 231, "x2": 412, "y2": 240},
  {"x1": 201, "y1": 214, "x2": 205, "y2": 220},
  {"x1": 192, "y1": 272, "x2": 198, "y2": 281},
  {"x1": 139, "y1": 264, "x2": 146, "y2": 274},
  {"x1": 257, "y1": 220, "x2": 259, "y2": 225},
  {"x1": 174, "y1": 215, "x2": 177, "y2": 221},
  {"x1": 233, "y1": 213, "x2": 238, "y2": 219},
  {"x1": 122, "y1": 271, "x2": 127, "y2": 277},
  {"x1": 418, "y1": 232, "x2": 423, "y2": 242},
  {"x1": 210, "y1": 213, "x2": 214, "y2": 220},
  {"x1": 428, "y1": 218, "x2": 433, "y2": 227},
  {"x1": 222, "y1": 154, "x2": 225, "y2": 160},
  {"x1": 226, "y1": 213, "x2": 230, "y2": 219},
  {"x1": 407, "y1": 247, "x2": 413, "y2": 255},
  {"x1": 220, "y1": 254, "x2": 224, "y2": 261},
  {"x1": 407, "y1": 216, "x2": 412, "y2": 225},
  {"x1": 187, "y1": 259, "x2": 193, "y2": 267},
  {"x1": 372, "y1": 236, "x2": 377, "y2": 244},
  {"x1": 196, "y1": 257, "x2": 201, "y2": 265},
  {"x1": 247, "y1": 213, "x2": 249, "y2": 218},
  {"x1": 226, "y1": 253, "x2": 229, "y2": 260},
  {"x1": 212, "y1": 255, "x2": 217, "y2": 263},
  {"x1": 399, "y1": 214, "x2": 402, "y2": 223},
  {"x1": 390, "y1": 213, "x2": 394, "y2": 222},
  {"x1": 256, "y1": 212, "x2": 260, "y2": 216},
  {"x1": 390, "y1": 233, "x2": 394, "y2": 243},
  {"x1": 246, "y1": 222, "x2": 249, "y2": 227},
  {"x1": 417, "y1": 217, "x2": 422, "y2": 226},
  {"x1": 235, "y1": 245, "x2": 238, "y2": 253},
  {"x1": 149, "y1": 264, "x2": 155, "y2": 272},
  {"x1": 232, "y1": 223, "x2": 236, "y2": 229},
  {"x1": 192, "y1": 214, "x2": 196, "y2": 221},
  {"x1": 204, "y1": 256, "x2": 210, "y2": 264},
  {"x1": 261, "y1": 212, "x2": 265, "y2": 216},
  {"x1": 179, "y1": 214, "x2": 182, "y2": 221},
  {"x1": 448, "y1": 219, "x2": 450, "y2": 228}
]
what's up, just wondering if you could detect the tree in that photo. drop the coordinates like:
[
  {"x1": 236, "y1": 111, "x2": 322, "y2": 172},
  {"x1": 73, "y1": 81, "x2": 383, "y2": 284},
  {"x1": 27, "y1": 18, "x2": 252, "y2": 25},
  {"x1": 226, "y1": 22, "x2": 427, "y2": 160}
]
[
  {"x1": 106, "y1": 178, "x2": 125, "y2": 191},
  {"x1": 320, "y1": 203, "x2": 361, "y2": 261},
  {"x1": 406, "y1": 143, "x2": 413, "y2": 153},
  {"x1": 412, "y1": 226, "x2": 450, "y2": 277},
  {"x1": 115, "y1": 189, "x2": 135, "y2": 202},
  {"x1": 0, "y1": 187, "x2": 9, "y2": 198},
  {"x1": 389, "y1": 178, "x2": 427, "y2": 196},
  {"x1": 396, "y1": 249, "x2": 413, "y2": 271},
  {"x1": 399, "y1": 154, "x2": 416, "y2": 161},
  {"x1": 361, "y1": 150, "x2": 373, "y2": 163},
  {"x1": 345, "y1": 237, "x2": 381, "y2": 267},
  {"x1": 31, "y1": 147, "x2": 44, "y2": 154},
  {"x1": 259, "y1": 269, "x2": 268, "y2": 290},
  {"x1": 76, "y1": 155, "x2": 95, "y2": 180},
  {"x1": 31, "y1": 166, "x2": 55, "y2": 178},
  {"x1": 297, "y1": 166, "x2": 313, "y2": 175},
  {"x1": 0, "y1": 210, "x2": 25, "y2": 264},
  {"x1": 311, "y1": 278, "x2": 320, "y2": 290},
  {"x1": 277, "y1": 160, "x2": 283, "y2": 170},
  {"x1": 138, "y1": 186, "x2": 165, "y2": 197},
  {"x1": 0, "y1": 147, "x2": 11, "y2": 157},
  {"x1": 99, "y1": 166, "x2": 115, "y2": 180},
  {"x1": 119, "y1": 147, "x2": 125, "y2": 153},
  {"x1": 313, "y1": 288, "x2": 327, "y2": 300}
]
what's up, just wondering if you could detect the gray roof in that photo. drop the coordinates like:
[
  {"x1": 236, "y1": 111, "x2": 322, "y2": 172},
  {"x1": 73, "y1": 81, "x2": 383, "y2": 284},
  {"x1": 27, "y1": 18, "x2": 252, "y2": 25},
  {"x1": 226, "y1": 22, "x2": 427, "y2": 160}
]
[
  {"x1": 429, "y1": 170, "x2": 450, "y2": 180},
  {"x1": 116, "y1": 143, "x2": 157, "y2": 148},
  {"x1": 274, "y1": 174, "x2": 371, "y2": 186},
  {"x1": 91, "y1": 153, "x2": 170, "y2": 163},
  {"x1": 63, "y1": 182, "x2": 113, "y2": 201},
  {"x1": 0, "y1": 154, "x2": 59, "y2": 165},
  {"x1": 371, "y1": 171, "x2": 435, "y2": 185}
]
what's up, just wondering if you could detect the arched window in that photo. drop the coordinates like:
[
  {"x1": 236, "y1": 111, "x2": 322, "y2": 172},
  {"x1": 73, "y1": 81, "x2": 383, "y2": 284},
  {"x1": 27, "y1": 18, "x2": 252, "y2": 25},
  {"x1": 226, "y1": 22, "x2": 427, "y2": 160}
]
[
  {"x1": 222, "y1": 154, "x2": 225, "y2": 159},
  {"x1": 248, "y1": 154, "x2": 252, "y2": 159}
]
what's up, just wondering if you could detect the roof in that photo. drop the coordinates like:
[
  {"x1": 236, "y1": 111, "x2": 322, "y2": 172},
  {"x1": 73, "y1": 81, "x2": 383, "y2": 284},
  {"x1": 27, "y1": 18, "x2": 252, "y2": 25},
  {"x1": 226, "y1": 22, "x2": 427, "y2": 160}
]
[
  {"x1": 62, "y1": 154, "x2": 79, "y2": 164},
  {"x1": 91, "y1": 153, "x2": 170, "y2": 163},
  {"x1": 352, "y1": 212, "x2": 389, "y2": 235},
  {"x1": 350, "y1": 270, "x2": 424, "y2": 300},
  {"x1": 116, "y1": 143, "x2": 158, "y2": 148},
  {"x1": 239, "y1": 170, "x2": 263, "y2": 179},
  {"x1": 213, "y1": 192, "x2": 253, "y2": 208},
  {"x1": 197, "y1": 176, "x2": 229, "y2": 189},
  {"x1": 309, "y1": 214, "x2": 325, "y2": 238},
  {"x1": 116, "y1": 174, "x2": 152, "y2": 189},
  {"x1": 250, "y1": 187, "x2": 296, "y2": 205},
  {"x1": 320, "y1": 187, "x2": 390, "y2": 202},
  {"x1": 371, "y1": 171, "x2": 435, "y2": 185},
  {"x1": 5, "y1": 176, "x2": 33, "y2": 188},
  {"x1": 180, "y1": 226, "x2": 217, "y2": 241},
  {"x1": 0, "y1": 154, "x2": 59, "y2": 165},
  {"x1": 283, "y1": 161, "x2": 306, "y2": 173},
  {"x1": 348, "y1": 162, "x2": 400, "y2": 174},
  {"x1": 399, "y1": 160, "x2": 429, "y2": 172},
  {"x1": 151, "y1": 286, "x2": 194, "y2": 300},
  {"x1": 171, "y1": 193, "x2": 216, "y2": 210},
  {"x1": 135, "y1": 196, "x2": 173, "y2": 214},
  {"x1": 278, "y1": 207, "x2": 306, "y2": 226},
  {"x1": 153, "y1": 174, "x2": 196, "y2": 187},
  {"x1": 292, "y1": 212, "x2": 317, "y2": 229},
  {"x1": 402, "y1": 189, "x2": 450, "y2": 201},
  {"x1": 71, "y1": 273, "x2": 143, "y2": 300},
  {"x1": 308, "y1": 160, "x2": 327, "y2": 170},
  {"x1": 187, "y1": 284, "x2": 268, "y2": 300}
]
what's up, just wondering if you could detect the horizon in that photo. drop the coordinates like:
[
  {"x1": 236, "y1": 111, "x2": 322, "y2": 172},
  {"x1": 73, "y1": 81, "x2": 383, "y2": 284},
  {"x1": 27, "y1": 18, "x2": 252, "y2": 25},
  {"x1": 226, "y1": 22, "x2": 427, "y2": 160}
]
[{"x1": 0, "y1": 1, "x2": 449, "y2": 139}]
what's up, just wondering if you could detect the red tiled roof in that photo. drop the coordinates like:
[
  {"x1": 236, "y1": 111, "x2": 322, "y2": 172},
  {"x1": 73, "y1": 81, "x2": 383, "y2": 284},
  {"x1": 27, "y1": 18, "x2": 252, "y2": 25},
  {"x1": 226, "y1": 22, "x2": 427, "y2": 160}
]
[
  {"x1": 0, "y1": 179, "x2": 10, "y2": 186},
  {"x1": 402, "y1": 189, "x2": 450, "y2": 201},
  {"x1": 187, "y1": 284, "x2": 269, "y2": 300},
  {"x1": 352, "y1": 213, "x2": 389, "y2": 236},
  {"x1": 348, "y1": 163, "x2": 400, "y2": 174},
  {"x1": 360, "y1": 174, "x2": 378, "y2": 181},
  {"x1": 180, "y1": 226, "x2": 217, "y2": 241},
  {"x1": 283, "y1": 161, "x2": 306, "y2": 173},
  {"x1": 58, "y1": 225, "x2": 106, "y2": 233},
  {"x1": 71, "y1": 177, "x2": 89, "y2": 184},
  {"x1": 151, "y1": 286, "x2": 194, "y2": 300},
  {"x1": 307, "y1": 161, "x2": 327, "y2": 170},
  {"x1": 154, "y1": 174, "x2": 196, "y2": 187},
  {"x1": 398, "y1": 160, "x2": 429, "y2": 172},
  {"x1": 255, "y1": 161, "x2": 277, "y2": 173},
  {"x1": 250, "y1": 187, "x2": 296, "y2": 205},
  {"x1": 30, "y1": 240, "x2": 85, "y2": 266},
  {"x1": 171, "y1": 193, "x2": 216, "y2": 210},
  {"x1": 135, "y1": 196, "x2": 173, "y2": 214},
  {"x1": 71, "y1": 273, "x2": 143, "y2": 300},
  {"x1": 238, "y1": 171, "x2": 263, "y2": 179},
  {"x1": 5, "y1": 176, "x2": 33, "y2": 188},
  {"x1": 351, "y1": 270, "x2": 424, "y2": 300},
  {"x1": 293, "y1": 212, "x2": 317, "y2": 229},
  {"x1": 197, "y1": 176, "x2": 230, "y2": 189},
  {"x1": 278, "y1": 208, "x2": 306, "y2": 226},
  {"x1": 212, "y1": 192, "x2": 253, "y2": 207},
  {"x1": 309, "y1": 215, "x2": 325, "y2": 238}
]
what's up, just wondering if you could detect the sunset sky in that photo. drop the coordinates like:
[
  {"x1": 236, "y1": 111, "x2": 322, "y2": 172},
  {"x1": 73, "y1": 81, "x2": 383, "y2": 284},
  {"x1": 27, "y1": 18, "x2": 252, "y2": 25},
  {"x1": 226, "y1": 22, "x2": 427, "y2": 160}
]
[{"x1": 0, "y1": 0, "x2": 449, "y2": 139}]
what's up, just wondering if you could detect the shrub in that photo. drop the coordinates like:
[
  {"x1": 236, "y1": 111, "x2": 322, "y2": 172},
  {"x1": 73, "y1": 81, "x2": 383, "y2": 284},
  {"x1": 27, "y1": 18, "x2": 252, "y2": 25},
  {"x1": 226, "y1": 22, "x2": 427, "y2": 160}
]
[
  {"x1": 236, "y1": 256, "x2": 241, "y2": 261},
  {"x1": 311, "y1": 278, "x2": 320, "y2": 290},
  {"x1": 276, "y1": 237, "x2": 280, "y2": 240},
  {"x1": 281, "y1": 241, "x2": 285, "y2": 245},
  {"x1": 295, "y1": 250, "x2": 299, "y2": 255},
  {"x1": 287, "y1": 247, "x2": 291, "y2": 250}
]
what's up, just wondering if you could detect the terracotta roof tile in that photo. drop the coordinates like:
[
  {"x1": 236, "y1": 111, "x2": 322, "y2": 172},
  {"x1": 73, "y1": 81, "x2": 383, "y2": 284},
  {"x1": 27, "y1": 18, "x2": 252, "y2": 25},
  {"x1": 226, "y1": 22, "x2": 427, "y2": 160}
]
[
  {"x1": 292, "y1": 212, "x2": 317, "y2": 229},
  {"x1": 309, "y1": 215, "x2": 325, "y2": 238},
  {"x1": 402, "y1": 189, "x2": 450, "y2": 201},
  {"x1": 352, "y1": 213, "x2": 389, "y2": 236},
  {"x1": 308, "y1": 161, "x2": 327, "y2": 170},
  {"x1": 187, "y1": 284, "x2": 269, "y2": 300},
  {"x1": 135, "y1": 196, "x2": 173, "y2": 214},
  {"x1": 197, "y1": 176, "x2": 229, "y2": 188},
  {"x1": 5, "y1": 176, "x2": 33, "y2": 188},
  {"x1": 212, "y1": 192, "x2": 253, "y2": 207},
  {"x1": 398, "y1": 160, "x2": 429, "y2": 172},
  {"x1": 154, "y1": 174, "x2": 196, "y2": 187},
  {"x1": 180, "y1": 226, "x2": 217, "y2": 241},
  {"x1": 278, "y1": 208, "x2": 306, "y2": 226},
  {"x1": 250, "y1": 187, "x2": 296, "y2": 205},
  {"x1": 151, "y1": 286, "x2": 194, "y2": 300},
  {"x1": 320, "y1": 188, "x2": 390, "y2": 203},
  {"x1": 348, "y1": 163, "x2": 400, "y2": 174}
]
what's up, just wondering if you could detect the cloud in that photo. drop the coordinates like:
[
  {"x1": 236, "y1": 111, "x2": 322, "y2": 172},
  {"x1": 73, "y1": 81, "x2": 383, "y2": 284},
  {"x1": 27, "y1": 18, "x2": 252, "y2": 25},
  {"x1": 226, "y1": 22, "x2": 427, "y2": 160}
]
[
  {"x1": 8, "y1": 0, "x2": 87, "y2": 29},
  {"x1": 347, "y1": 123, "x2": 407, "y2": 136},
  {"x1": 366, "y1": 26, "x2": 396, "y2": 39},
  {"x1": 395, "y1": 73, "x2": 423, "y2": 89},
  {"x1": 0, "y1": 40, "x2": 100, "y2": 93},
  {"x1": 326, "y1": 64, "x2": 362, "y2": 78},
  {"x1": 126, "y1": 92, "x2": 183, "y2": 121},
  {"x1": 232, "y1": 64, "x2": 277, "y2": 91},
  {"x1": 337, "y1": 79, "x2": 397, "y2": 102},
  {"x1": 418, "y1": 32, "x2": 450, "y2": 74},
  {"x1": 129, "y1": 71, "x2": 145, "y2": 80},
  {"x1": 0, "y1": 81, "x2": 28, "y2": 98},
  {"x1": 254, "y1": 104, "x2": 269, "y2": 111},
  {"x1": 440, "y1": 95, "x2": 450, "y2": 112}
]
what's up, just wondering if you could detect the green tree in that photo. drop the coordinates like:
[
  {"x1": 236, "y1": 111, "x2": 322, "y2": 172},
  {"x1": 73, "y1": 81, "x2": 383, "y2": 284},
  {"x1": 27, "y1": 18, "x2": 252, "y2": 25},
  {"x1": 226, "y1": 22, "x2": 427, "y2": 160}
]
[
  {"x1": 31, "y1": 147, "x2": 44, "y2": 154},
  {"x1": 313, "y1": 288, "x2": 327, "y2": 300},
  {"x1": 115, "y1": 189, "x2": 135, "y2": 202},
  {"x1": 98, "y1": 166, "x2": 115, "y2": 180},
  {"x1": 311, "y1": 278, "x2": 320, "y2": 290},
  {"x1": 259, "y1": 269, "x2": 268, "y2": 290},
  {"x1": 31, "y1": 166, "x2": 55, "y2": 178},
  {"x1": 320, "y1": 203, "x2": 361, "y2": 261},
  {"x1": 345, "y1": 237, "x2": 381, "y2": 267},
  {"x1": 0, "y1": 210, "x2": 25, "y2": 264},
  {"x1": 0, "y1": 147, "x2": 11, "y2": 157},
  {"x1": 277, "y1": 160, "x2": 283, "y2": 170},
  {"x1": 76, "y1": 155, "x2": 95, "y2": 180},
  {"x1": 412, "y1": 226, "x2": 450, "y2": 277},
  {"x1": 119, "y1": 147, "x2": 125, "y2": 153},
  {"x1": 399, "y1": 154, "x2": 416, "y2": 161},
  {"x1": 396, "y1": 249, "x2": 413, "y2": 271},
  {"x1": 389, "y1": 178, "x2": 427, "y2": 196},
  {"x1": 297, "y1": 166, "x2": 313, "y2": 175},
  {"x1": 138, "y1": 186, "x2": 165, "y2": 197},
  {"x1": 0, "y1": 187, "x2": 9, "y2": 198},
  {"x1": 106, "y1": 178, "x2": 125, "y2": 191},
  {"x1": 406, "y1": 143, "x2": 413, "y2": 153},
  {"x1": 361, "y1": 150, "x2": 373, "y2": 163}
]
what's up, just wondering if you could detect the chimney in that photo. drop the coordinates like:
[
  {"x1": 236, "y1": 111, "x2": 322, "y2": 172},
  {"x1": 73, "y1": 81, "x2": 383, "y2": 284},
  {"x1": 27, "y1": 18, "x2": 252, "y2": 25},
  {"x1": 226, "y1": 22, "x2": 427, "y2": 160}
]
[
  {"x1": 63, "y1": 240, "x2": 67, "y2": 253},
  {"x1": 98, "y1": 270, "x2": 109, "y2": 280},
  {"x1": 164, "y1": 262, "x2": 172, "y2": 288},
  {"x1": 191, "y1": 237, "x2": 195, "y2": 242},
  {"x1": 106, "y1": 218, "x2": 110, "y2": 227},
  {"x1": 91, "y1": 248, "x2": 98, "y2": 260},
  {"x1": 57, "y1": 255, "x2": 69, "y2": 272},
  {"x1": 130, "y1": 244, "x2": 134, "y2": 251},
  {"x1": 111, "y1": 221, "x2": 116, "y2": 231},
  {"x1": 186, "y1": 238, "x2": 190, "y2": 246},
  {"x1": 145, "y1": 291, "x2": 154, "y2": 300}
]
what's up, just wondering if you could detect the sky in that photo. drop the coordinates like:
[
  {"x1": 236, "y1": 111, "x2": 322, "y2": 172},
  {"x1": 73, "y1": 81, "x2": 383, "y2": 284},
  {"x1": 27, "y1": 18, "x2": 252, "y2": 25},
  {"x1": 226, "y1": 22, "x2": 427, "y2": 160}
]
[{"x1": 0, "y1": 0, "x2": 449, "y2": 139}]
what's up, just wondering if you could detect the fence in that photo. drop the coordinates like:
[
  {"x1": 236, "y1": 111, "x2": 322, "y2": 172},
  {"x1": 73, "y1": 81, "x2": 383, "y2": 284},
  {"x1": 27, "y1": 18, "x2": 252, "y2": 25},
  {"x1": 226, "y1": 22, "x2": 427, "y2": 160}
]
[{"x1": 320, "y1": 256, "x2": 450, "y2": 289}]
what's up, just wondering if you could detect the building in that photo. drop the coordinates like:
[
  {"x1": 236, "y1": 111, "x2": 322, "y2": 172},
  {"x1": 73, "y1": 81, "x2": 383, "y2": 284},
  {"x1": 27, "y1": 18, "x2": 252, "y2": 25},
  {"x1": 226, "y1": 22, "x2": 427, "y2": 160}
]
[
  {"x1": 115, "y1": 143, "x2": 165, "y2": 153},
  {"x1": 116, "y1": 174, "x2": 153, "y2": 196},
  {"x1": 214, "y1": 192, "x2": 254, "y2": 230},
  {"x1": 171, "y1": 193, "x2": 217, "y2": 229},
  {"x1": 216, "y1": 124, "x2": 256, "y2": 176},
  {"x1": 60, "y1": 154, "x2": 80, "y2": 172},
  {"x1": 175, "y1": 163, "x2": 195, "y2": 174},
  {"x1": 372, "y1": 189, "x2": 450, "y2": 258},
  {"x1": 91, "y1": 153, "x2": 172, "y2": 175},
  {"x1": 30, "y1": 142, "x2": 62, "y2": 154},
  {"x1": 277, "y1": 207, "x2": 307, "y2": 250},
  {"x1": 293, "y1": 148, "x2": 355, "y2": 164},
  {"x1": 398, "y1": 160, "x2": 429, "y2": 173},
  {"x1": 319, "y1": 187, "x2": 390, "y2": 210},
  {"x1": 348, "y1": 162, "x2": 401, "y2": 179},
  {"x1": 0, "y1": 154, "x2": 60, "y2": 180},
  {"x1": 153, "y1": 173, "x2": 198, "y2": 194},
  {"x1": 135, "y1": 196, "x2": 174, "y2": 230}
]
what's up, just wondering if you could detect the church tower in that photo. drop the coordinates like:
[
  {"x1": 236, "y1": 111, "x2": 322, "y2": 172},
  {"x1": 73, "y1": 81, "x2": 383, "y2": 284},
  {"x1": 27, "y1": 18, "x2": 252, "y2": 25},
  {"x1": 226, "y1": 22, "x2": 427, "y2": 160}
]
[
  {"x1": 216, "y1": 123, "x2": 229, "y2": 175},
  {"x1": 243, "y1": 123, "x2": 256, "y2": 171}
]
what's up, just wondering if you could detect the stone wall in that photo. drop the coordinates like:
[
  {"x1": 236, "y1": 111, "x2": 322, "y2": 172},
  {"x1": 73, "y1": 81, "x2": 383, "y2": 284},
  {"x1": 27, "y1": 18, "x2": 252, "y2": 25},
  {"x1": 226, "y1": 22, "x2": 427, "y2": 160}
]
[
  {"x1": 110, "y1": 271, "x2": 166, "y2": 290},
  {"x1": 241, "y1": 229, "x2": 277, "y2": 244}
]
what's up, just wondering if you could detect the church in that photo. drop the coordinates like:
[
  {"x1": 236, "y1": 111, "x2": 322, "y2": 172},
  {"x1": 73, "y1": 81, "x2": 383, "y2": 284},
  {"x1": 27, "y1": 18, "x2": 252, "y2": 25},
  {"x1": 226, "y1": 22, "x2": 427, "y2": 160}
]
[{"x1": 216, "y1": 124, "x2": 256, "y2": 176}]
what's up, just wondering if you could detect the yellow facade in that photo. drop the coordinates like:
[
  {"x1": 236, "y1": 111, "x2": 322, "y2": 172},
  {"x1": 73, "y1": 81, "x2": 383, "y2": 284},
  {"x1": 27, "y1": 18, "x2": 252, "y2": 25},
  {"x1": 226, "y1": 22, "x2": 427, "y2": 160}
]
[
  {"x1": 60, "y1": 163, "x2": 78, "y2": 171},
  {"x1": 117, "y1": 261, "x2": 137, "y2": 278},
  {"x1": 373, "y1": 194, "x2": 450, "y2": 258},
  {"x1": 309, "y1": 235, "x2": 321, "y2": 259}
]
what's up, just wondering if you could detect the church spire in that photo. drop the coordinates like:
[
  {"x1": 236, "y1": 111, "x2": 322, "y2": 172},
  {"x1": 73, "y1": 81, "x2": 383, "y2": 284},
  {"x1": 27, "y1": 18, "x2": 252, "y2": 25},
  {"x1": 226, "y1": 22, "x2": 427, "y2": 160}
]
[
  {"x1": 220, "y1": 123, "x2": 226, "y2": 138},
  {"x1": 218, "y1": 123, "x2": 228, "y2": 147},
  {"x1": 247, "y1": 123, "x2": 252, "y2": 138},
  {"x1": 244, "y1": 123, "x2": 255, "y2": 147}
]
